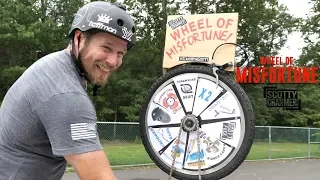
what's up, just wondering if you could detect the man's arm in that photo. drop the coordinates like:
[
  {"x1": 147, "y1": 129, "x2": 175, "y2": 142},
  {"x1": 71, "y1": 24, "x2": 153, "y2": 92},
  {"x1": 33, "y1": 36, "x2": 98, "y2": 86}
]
[
  {"x1": 35, "y1": 93, "x2": 117, "y2": 179},
  {"x1": 65, "y1": 150, "x2": 117, "y2": 180}
]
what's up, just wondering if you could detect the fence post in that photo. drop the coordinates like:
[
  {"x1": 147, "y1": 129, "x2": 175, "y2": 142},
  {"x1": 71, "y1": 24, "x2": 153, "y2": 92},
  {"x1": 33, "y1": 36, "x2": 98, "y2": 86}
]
[
  {"x1": 113, "y1": 123, "x2": 116, "y2": 139},
  {"x1": 308, "y1": 128, "x2": 310, "y2": 159},
  {"x1": 269, "y1": 126, "x2": 271, "y2": 160}
]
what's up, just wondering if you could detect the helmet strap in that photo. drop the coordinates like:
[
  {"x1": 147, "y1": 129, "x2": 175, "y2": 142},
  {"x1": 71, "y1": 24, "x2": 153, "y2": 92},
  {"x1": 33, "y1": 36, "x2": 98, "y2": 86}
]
[
  {"x1": 70, "y1": 34, "x2": 90, "y2": 82},
  {"x1": 70, "y1": 33, "x2": 100, "y2": 96}
]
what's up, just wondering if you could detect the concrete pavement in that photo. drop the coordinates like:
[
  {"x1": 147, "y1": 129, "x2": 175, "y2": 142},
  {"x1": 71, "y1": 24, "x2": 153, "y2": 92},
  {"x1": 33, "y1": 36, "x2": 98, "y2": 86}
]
[{"x1": 62, "y1": 159, "x2": 320, "y2": 180}]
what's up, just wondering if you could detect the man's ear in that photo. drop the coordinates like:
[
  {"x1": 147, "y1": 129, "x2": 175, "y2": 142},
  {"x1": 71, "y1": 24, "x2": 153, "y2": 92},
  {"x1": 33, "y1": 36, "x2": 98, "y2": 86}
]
[
  {"x1": 73, "y1": 30, "x2": 81, "y2": 45},
  {"x1": 73, "y1": 30, "x2": 83, "y2": 55}
]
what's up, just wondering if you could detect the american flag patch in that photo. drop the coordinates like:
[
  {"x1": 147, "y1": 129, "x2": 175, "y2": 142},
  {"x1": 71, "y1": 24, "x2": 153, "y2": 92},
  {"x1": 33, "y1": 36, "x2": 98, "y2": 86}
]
[{"x1": 70, "y1": 123, "x2": 97, "y2": 140}]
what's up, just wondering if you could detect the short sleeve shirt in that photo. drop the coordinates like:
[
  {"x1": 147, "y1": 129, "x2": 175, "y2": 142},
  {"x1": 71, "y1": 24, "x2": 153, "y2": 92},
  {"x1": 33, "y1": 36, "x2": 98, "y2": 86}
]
[{"x1": 0, "y1": 49, "x2": 103, "y2": 180}]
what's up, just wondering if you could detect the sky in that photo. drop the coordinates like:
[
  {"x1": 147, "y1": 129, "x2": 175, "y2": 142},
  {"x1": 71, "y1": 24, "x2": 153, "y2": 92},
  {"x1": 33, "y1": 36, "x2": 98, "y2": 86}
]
[{"x1": 277, "y1": 0, "x2": 313, "y2": 59}]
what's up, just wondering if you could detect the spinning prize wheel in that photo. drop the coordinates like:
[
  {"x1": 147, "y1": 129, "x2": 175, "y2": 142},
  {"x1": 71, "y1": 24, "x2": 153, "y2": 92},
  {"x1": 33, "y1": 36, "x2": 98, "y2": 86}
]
[{"x1": 139, "y1": 13, "x2": 255, "y2": 180}]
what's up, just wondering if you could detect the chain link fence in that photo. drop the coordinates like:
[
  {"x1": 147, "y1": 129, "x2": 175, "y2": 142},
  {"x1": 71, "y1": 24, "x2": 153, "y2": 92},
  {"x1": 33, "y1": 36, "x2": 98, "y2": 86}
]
[
  {"x1": 96, "y1": 122, "x2": 320, "y2": 167},
  {"x1": 251, "y1": 126, "x2": 320, "y2": 160}
]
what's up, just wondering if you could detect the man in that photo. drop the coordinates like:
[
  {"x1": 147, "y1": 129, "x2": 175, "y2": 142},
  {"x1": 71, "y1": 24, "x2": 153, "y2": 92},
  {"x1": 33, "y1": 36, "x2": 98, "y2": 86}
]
[{"x1": 0, "y1": 1, "x2": 136, "y2": 180}]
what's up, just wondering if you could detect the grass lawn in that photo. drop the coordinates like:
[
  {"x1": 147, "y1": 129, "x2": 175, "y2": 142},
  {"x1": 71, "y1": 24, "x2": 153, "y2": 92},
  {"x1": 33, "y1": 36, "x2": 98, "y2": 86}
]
[
  {"x1": 104, "y1": 142, "x2": 154, "y2": 166},
  {"x1": 247, "y1": 142, "x2": 320, "y2": 160},
  {"x1": 102, "y1": 141, "x2": 320, "y2": 166}
]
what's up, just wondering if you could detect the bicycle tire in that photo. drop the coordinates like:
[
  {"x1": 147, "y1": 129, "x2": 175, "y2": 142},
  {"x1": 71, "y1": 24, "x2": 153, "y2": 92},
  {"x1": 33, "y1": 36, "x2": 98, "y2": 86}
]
[{"x1": 139, "y1": 65, "x2": 255, "y2": 180}]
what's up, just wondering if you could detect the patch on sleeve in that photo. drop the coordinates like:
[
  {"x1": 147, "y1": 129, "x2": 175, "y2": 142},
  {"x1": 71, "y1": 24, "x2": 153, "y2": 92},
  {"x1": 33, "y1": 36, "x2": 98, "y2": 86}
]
[{"x1": 70, "y1": 123, "x2": 97, "y2": 140}]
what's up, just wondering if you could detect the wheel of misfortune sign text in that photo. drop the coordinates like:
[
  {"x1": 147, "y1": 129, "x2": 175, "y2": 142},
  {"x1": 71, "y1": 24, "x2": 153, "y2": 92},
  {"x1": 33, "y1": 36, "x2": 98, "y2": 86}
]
[{"x1": 139, "y1": 65, "x2": 255, "y2": 180}]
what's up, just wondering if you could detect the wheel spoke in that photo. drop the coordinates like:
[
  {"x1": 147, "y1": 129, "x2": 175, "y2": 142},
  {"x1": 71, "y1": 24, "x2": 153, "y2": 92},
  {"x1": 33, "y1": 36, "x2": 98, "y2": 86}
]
[
  {"x1": 200, "y1": 90, "x2": 241, "y2": 121},
  {"x1": 172, "y1": 83, "x2": 187, "y2": 115},
  {"x1": 192, "y1": 78, "x2": 227, "y2": 117},
  {"x1": 219, "y1": 139, "x2": 234, "y2": 149},
  {"x1": 200, "y1": 118, "x2": 241, "y2": 149},
  {"x1": 181, "y1": 131, "x2": 206, "y2": 170},
  {"x1": 197, "y1": 89, "x2": 227, "y2": 117},
  {"x1": 152, "y1": 83, "x2": 185, "y2": 118},
  {"x1": 182, "y1": 132, "x2": 190, "y2": 167},
  {"x1": 172, "y1": 74, "x2": 199, "y2": 114},
  {"x1": 149, "y1": 123, "x2": 182, "y2": 128},
  {"x1": 158, "y1": 137, "x2": 177, "y2": 155},
  {"x1": 201, "y1": 116, "x2": 241, "y2": 125}
]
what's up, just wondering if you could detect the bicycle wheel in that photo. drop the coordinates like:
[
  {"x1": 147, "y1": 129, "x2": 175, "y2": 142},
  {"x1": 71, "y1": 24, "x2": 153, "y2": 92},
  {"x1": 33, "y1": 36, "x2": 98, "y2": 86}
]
[{"x1": 139, "y1": 65, "x2": 255, "y2": 180}]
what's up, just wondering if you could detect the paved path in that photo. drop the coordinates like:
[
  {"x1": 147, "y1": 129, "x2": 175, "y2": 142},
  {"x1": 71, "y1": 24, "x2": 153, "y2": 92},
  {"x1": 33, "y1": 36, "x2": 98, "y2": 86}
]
[{"x1": 62, "y1": 159, "x2": 320, "y2": 180}]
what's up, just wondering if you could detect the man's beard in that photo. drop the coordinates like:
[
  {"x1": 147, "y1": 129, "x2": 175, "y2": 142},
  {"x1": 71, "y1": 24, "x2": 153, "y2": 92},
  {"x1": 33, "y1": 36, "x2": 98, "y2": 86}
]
[{"x1": 78, "y1": 48, "x2": 110, "y2": 86}]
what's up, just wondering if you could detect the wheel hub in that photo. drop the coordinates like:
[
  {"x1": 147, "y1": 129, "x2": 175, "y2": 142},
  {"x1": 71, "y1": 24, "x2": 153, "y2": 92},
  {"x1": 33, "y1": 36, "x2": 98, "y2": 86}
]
[{"x1": 182, "y1": 114, "x2": 198, "y2": 132}]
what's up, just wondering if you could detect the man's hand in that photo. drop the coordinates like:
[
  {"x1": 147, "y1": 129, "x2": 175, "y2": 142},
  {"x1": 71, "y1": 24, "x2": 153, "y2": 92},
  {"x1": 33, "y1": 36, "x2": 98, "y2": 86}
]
[{"x1": 64, "y1": 150, "x2": 117, "y2": 180}]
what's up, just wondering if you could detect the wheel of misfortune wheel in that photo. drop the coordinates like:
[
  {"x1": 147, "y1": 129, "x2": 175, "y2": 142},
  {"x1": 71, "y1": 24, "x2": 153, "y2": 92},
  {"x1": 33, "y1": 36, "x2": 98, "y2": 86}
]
[{"x1": 139, "y1": 64, "x2": 255, "y2": 180}]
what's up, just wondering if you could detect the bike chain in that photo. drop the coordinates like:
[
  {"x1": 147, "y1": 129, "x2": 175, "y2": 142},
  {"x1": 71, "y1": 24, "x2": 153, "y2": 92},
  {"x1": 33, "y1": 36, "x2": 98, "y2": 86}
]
[
  {"x1": 196, "y1": 120, "x2": 202, "y2": 180},
  {"x1": 168, "y1": 119, "x2": 202, "y2": 180},
  {"x1": 168, "y1": 122, "x2": 182, "y2": 180}
]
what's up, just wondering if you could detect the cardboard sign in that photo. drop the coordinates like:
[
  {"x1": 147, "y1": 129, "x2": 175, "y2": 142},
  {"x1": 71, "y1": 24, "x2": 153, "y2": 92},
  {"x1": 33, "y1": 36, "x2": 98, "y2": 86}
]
[{"x1": 162, "y1": 13, "x2": 239, "y2": 71}]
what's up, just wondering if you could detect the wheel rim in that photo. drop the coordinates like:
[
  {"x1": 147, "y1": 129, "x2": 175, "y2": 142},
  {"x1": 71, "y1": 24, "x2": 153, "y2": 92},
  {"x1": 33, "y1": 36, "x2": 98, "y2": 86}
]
[{"x1": 144, "y1": 72, "x2": 246, "y2": 176}]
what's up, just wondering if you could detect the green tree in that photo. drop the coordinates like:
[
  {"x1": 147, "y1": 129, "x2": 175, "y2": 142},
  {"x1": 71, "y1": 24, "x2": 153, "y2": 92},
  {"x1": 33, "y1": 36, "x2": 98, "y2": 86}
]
[{"x1": 293, "y1": 0, "x2": 320, "y2": 127}]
